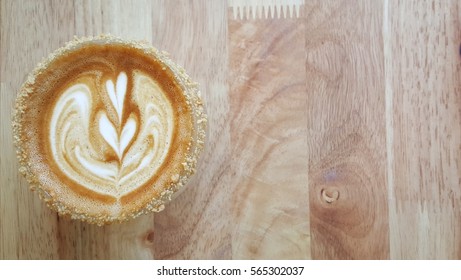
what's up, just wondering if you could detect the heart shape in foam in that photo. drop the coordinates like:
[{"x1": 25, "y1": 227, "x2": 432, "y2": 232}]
[
  {"x1": 98, "y1": 112, "x2": 137, "y2": 159},
  {"x1": 99, "y1": 72, "x2": 137, "y2": 159},
  {"x1": 106, "y1": 72, "x2": 128, "y2": 124}
]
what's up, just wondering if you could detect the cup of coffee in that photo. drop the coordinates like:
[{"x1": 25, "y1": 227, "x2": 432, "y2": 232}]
[{"x1": 13, "y1": 35, "x2": 207, "y2": 225}]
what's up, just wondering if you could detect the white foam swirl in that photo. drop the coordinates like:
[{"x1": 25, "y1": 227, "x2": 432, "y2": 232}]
[
  {"x1": 49, "y1": 71, "x2": 174, "y2": 197},
  {"x1": 106, "y1": 72, "x2": 127, "y2": 124}
]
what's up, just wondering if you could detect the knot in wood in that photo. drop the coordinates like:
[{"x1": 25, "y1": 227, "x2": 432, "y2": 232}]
[{"x1": 321, "y1": 188, "x2": 340, "y2": 204}]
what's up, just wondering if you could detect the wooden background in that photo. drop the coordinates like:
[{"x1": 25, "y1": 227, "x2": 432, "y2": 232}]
[{"x1": 1, "y1": 0, "x2": 460, "y2": 259}]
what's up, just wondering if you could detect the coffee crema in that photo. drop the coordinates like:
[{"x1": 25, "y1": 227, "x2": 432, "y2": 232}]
[{"x1": 13, "y1": 35, "x2": 207, "y2": 225}]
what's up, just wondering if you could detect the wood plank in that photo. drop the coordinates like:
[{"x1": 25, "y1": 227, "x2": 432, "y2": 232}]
[
  {"x1": 305, "y1": 0, "x2": 389, "y2": 259},
  {"x1": 0, "y1": 0, "x2": 75, "y2": 259},
  {"x1": 151, "y1": 0, "x2": 231, "y2": 259},
  {"x1": 388, "y1": 0, "x2": 461, "y2": 259},
  {"x1": 228, "y1": 13, "x2": 310, "y2": 259},
  {"x1": 55, "y1": 217, "x2": 155, "y2": 259},
  {"x1": 74, "y1": 0, "x2": 153, "y2": 40}
]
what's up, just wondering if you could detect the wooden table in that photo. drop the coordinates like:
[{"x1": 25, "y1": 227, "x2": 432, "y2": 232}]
[{"x1": 1, "y1": 0, "x2": 460, "y2": 259}]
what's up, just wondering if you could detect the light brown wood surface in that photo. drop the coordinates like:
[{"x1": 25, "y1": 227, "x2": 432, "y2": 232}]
[
  {"x1": 305, "y1": 0, "x2": 389, "y2": 259},
  {"x1": 229, "y1": 16, "x2": 309, "y2": 259},
  {"x1": 1, "y1": 0, "x2": 461, "y2": 259},
  {"x1": 388, "y1": 0, "x2": 461, "y2": 259}
]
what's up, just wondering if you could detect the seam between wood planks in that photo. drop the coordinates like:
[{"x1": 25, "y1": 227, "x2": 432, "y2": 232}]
[
  {"x1": 228, "y1": 0, "x2": 304, "y2": 20},
  {"x1": 383, "y1": 0, "x2": 395, "y2": 259}
]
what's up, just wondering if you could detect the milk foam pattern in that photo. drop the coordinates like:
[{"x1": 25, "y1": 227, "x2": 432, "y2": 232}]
[
  {"x1": 49, "y1": 71, "x2": 174, "y2": 196},
  {"x1": 100, "y1": 72, "x2": 136, "y2": 159}
]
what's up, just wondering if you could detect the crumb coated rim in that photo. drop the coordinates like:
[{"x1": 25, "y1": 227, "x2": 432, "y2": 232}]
[{"x1": 12, "y1": 34, "x2": 207, "y2": 226}]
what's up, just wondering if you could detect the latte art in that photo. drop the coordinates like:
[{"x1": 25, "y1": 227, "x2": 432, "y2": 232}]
[
  {"x1": 50, "y1": 71, "x2": 174, "y2": 196},
  {"x1": 13, "y1": 36, "x2": 207, "y2": 224}
]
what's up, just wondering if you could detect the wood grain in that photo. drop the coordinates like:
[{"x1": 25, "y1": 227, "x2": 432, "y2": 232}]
[
  {"x1": 151, "y1": 0, "x2": 231, "y2": 260},
  {"x1": 3, "y1": 0, "x2": 461, "y2": 260},
  {"x1": 228, "y1": 14, "x2": 310, "y2": 259},
  {"x1": 305, "y1": 0, "x2": 389, "y2": 259},
  {"x1": 1, "y1": 0, "x2": 72, "y2": 260},
  {"x1": 388, "y1": 0, "x2": 461, "y2": 259}
]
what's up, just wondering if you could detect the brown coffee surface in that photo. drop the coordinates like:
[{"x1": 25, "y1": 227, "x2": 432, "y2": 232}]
[{"x1": 13, "y1": 37, "x2": 206, "y2": 224}]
